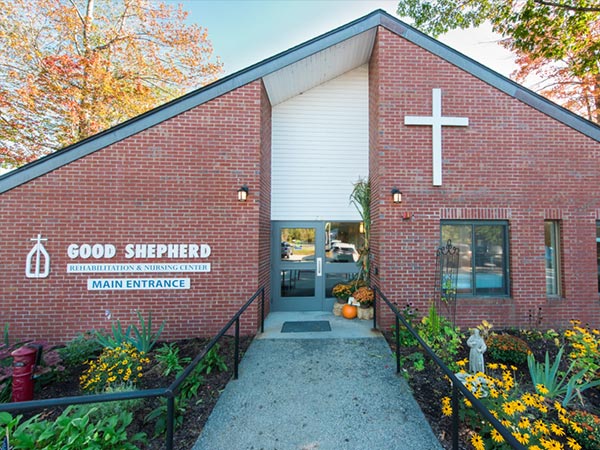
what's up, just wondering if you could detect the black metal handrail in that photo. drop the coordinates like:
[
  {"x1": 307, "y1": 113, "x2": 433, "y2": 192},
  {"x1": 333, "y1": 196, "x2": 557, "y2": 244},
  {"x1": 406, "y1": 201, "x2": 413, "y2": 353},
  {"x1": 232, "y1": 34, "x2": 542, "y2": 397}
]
[
  {"x1": 0, "y1": 286, "x2": 266, "y2": 450},
  {"x1": 372, "y1": 287, "x2": 525, "y2": 450}
]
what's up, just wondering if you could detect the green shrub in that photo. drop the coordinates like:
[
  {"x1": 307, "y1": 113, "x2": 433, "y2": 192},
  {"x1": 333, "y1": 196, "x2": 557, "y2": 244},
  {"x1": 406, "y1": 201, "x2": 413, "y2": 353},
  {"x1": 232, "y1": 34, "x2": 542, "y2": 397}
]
[
  {"x1": 58, "y1": 331, "x2": 103, "y2": 368},
  {"x1": 199, "y1": 344, "x2": 227, "y2": 375},
  {"x1": 487, "y1": 333, "x2": 531, "y2": 365},
  {"x1": 567, "y1": 410, "x2": 600, "y2": 450},
  {"x1": 0, "y1": 406, "x2": 146, "y2": 449},
  {"x1": 80, "y1": 343, "x2": 150, "y2": 393},
  {"x1": 417, "y1": 303, "x2": 463, "y2": 367},
  {"x1": 155, "y1": 343, "x2": 191, "y2": 377}
]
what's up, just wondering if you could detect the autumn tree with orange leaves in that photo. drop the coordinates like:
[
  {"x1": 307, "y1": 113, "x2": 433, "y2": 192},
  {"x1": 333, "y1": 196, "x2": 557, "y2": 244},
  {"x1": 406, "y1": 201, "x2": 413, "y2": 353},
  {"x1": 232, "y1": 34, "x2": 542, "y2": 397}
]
[
  {"x1": 0, "y1": 0, "x2": 222, "y2": 169},
  {"x1": 397, "y1": 0, "x2": 600, "y2": 124}
]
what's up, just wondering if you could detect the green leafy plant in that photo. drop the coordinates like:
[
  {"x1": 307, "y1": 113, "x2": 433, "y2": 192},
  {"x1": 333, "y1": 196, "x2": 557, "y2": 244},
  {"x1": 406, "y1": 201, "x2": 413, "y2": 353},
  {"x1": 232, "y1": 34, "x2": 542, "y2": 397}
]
[
  {"x1": 57, "y1": 331, "x2": 103, "y2": 368},
  {"x1": 199, "y1": 344, "x2": 227, "y2": 375},
  {"x1": 80, "y1": 343, "x2": 150, "y2": 393},
  {"x1": 96, "y1": 311, "x2": 165, "y2": 353},
  {"x1": 487, "y1": 333, "x2": 531, "y2": 365},
  {"x1": 145, "y1": 363, "x2": 205, "y2": 437},
  {"x1": 565, "y1": 320, "x2": 600, "y2": 382},
  {"x1": 418, "y1": 303, "x2": 463, "y2": 366},
  {"x1": 349, "y1": 178, "x2": 370, "y2": 284},
  {"x1": 95, "y1": 320, "x2": 132, "y2": 349},
  {"x1": 145, "y1": 396, "x2": 187, "y2": 437},
  {"x1": 391, "y1": 303, "x2": 418, "y2": 347},
  {"x1": 155, "y1": 343, "x2": 191, "y2": 377},
  {"x1": 0, "y1": 405, "x2": 146, "y2": 449},
  {"x1": 528, "y1": 347, "x2": 600, "y2": 408}
]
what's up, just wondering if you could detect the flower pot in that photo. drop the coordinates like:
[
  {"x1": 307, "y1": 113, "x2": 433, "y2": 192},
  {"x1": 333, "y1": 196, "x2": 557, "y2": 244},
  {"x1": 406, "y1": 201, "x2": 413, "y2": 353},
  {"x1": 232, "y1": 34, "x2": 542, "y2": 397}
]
[{"x1": 336, "y1": 298, "x2": 347, "y2": 304}]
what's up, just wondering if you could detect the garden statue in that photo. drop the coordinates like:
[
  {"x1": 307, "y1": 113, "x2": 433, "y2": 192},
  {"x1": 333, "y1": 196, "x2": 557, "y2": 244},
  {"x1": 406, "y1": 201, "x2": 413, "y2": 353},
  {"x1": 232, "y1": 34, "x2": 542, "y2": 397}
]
[{"x1": 467, "y1": 328, "x2": 487, "y2": 374}]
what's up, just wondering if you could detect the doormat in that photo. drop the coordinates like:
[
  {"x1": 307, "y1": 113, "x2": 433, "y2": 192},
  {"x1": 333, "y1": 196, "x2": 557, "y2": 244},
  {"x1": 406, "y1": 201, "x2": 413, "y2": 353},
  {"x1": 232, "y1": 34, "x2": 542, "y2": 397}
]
[{"x1": 281, "y1": 321, "x2": 331, "y2": 333}]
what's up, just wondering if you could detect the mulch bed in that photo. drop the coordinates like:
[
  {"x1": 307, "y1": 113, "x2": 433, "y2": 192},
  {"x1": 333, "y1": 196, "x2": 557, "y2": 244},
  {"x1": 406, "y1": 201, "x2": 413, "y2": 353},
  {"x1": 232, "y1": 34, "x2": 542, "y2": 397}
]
[
  {"x1": 27, "y1": 334, "x2": 252, "y2": 450},
  {"x1": 383, "y1": 329, "x2": 600, "y2": 450}
]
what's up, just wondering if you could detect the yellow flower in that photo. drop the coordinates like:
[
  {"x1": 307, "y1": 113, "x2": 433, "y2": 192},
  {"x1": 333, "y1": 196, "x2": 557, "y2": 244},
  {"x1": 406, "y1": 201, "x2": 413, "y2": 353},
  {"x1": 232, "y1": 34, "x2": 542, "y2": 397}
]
[
  {"x1": 502, "y1": 402, "x2": 516, "y2": 416},
  {"x1": 463, "y1": 398, "x2": 472, "y2": 408},
  {"x1": 569, "y1": 421, "x2": 582, "y2": 434},
  {"x1": 441, "y1": 397, "x2": 452, "y2": 417},
  {"x1": 512, "y1": 430, "x2": 530, "y2": 445},
  {"x1": 490, "y1": 428, "x2": 504, "y2": 443},
  {"x1": 533, "y1": 419, "x2": 550, "y2": 435},
  {"x1": 536, "y1": 384, "x2": 550, "y2": 395},
  {"x1": 566, "y1": 437, "x2": 582, "y2": 450},
  {"x1": 550, "y1": 423, "x2": 565, "y2": 436},
  {"x1": 518, "y1": 417, "x2": 531, "y2": 429},
  {"x1": 471, "y1": 433, "x2": 485, "y2": 450}
]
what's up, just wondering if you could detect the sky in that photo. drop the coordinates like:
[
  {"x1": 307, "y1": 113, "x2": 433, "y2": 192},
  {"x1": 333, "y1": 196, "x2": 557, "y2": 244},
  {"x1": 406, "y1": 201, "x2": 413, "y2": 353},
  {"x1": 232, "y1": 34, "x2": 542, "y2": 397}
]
[{"x1": 165, "y1": 0, "x2": 518, "y2": 79}]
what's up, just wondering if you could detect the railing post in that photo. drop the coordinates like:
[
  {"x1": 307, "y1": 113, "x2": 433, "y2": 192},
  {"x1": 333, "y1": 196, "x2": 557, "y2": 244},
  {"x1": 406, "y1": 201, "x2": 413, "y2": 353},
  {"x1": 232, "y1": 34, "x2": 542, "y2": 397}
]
[
  {"x1": 452, "y1": 382, "x2": 459, "y2": 450},
  {"x1": 372, "y1": 287, "x2": 377, "y2": 330},
  {"x1": 234, "y1": 317, "x2": 240, "y2": 380},
  {"x1": 166, "y1": 395, "x2": 175, "y2": 450},
  {"x1": 395, "y1": 314, "x2": 400, "y2": 374},
  {"x1": 261, "y1": 287, "x2": 265, "y2": 334}
]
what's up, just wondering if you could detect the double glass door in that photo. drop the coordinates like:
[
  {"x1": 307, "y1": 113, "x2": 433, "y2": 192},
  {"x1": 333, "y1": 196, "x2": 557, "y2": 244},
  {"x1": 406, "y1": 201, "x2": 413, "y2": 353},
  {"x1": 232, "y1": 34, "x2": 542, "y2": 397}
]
[{"x1": 272, "y1": 221, "x2": 361, "y2": 311}]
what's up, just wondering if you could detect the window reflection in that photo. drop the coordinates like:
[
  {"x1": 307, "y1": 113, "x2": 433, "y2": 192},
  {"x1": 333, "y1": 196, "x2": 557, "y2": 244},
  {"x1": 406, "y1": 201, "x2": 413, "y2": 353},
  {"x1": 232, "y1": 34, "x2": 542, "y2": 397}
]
[
  {"x1": 280, "y1": 228, "x2": 315, "y2": 262},
  {"x1": 441, "y1": 222, "x2": 508, "y2": 296},
  {"x1": 280, "y1": 269, "x2": 315, "y2": 297},
  {"x1": 325, "y1": 222, "x2": 361, "y2": 263}
]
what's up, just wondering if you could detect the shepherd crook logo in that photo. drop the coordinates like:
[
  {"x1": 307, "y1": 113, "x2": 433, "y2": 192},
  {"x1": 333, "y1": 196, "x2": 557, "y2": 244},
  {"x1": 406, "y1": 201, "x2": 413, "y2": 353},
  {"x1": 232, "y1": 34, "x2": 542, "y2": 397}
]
[{"x1": 25, "y1": 234, "x2": 50, "y2": 279}]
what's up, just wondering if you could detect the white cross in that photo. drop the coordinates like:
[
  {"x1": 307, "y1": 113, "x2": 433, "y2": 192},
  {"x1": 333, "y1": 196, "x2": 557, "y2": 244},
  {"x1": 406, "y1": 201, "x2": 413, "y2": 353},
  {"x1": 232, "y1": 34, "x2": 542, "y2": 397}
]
[{"x1": 404, "y1": 88, "x2": 469, "y2": 186}]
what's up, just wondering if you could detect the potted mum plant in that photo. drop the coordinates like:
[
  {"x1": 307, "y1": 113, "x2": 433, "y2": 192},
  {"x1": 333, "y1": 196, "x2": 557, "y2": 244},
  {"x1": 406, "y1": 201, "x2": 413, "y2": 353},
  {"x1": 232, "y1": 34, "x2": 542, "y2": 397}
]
[
  {"x1": 332, "y1": 283, "x2": 353, "y2": 316},
  {"x1": 353, "y1": 286, "x2": 374, "y2": 320}
]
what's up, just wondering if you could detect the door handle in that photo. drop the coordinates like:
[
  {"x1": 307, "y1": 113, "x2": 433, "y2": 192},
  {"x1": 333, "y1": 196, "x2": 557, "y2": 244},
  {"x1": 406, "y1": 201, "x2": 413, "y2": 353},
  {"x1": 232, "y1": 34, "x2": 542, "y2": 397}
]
[{"x1": 316, "y1": 257, "x2": 322, "y2": 277}]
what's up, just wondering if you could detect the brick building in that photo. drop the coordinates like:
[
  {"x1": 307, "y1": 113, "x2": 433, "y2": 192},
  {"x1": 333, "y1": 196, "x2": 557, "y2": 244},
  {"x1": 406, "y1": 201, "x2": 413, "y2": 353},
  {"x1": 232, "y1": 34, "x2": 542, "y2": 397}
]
[{"x1": 1, "y1": 10, "x2": 599, "y2": 343}]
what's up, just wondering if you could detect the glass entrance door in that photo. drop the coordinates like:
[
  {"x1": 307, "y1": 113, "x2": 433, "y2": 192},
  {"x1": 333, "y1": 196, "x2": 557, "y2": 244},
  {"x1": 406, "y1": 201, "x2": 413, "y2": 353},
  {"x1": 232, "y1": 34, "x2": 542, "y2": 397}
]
[{"x1": 272, "y1": 221, "x2": 361, "y2": 311}]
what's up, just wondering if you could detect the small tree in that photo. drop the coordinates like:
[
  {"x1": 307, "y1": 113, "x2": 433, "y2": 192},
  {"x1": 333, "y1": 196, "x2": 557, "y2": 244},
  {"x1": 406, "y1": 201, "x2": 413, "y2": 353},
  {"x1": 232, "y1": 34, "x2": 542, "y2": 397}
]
[{"x1": 0, "y1": 0, "x2": 223, "y2": 169}]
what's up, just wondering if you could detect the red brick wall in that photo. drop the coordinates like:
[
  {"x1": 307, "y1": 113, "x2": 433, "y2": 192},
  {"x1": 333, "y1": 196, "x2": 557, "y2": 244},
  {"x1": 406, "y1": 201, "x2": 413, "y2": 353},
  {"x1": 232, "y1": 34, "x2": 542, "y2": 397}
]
[
  {"x1": 371, "y1": 27, "x2": 600, "y2": 330},
  {"x1": 0, "y1": 80, "x2": 270, "y2": 344}
]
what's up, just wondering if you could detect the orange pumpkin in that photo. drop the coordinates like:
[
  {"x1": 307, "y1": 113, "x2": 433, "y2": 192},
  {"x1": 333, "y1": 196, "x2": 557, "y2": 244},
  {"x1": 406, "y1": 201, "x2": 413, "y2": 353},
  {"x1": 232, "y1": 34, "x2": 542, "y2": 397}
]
[{"x1": 341, "y1": 304, "x2": 357, "y2": 319}]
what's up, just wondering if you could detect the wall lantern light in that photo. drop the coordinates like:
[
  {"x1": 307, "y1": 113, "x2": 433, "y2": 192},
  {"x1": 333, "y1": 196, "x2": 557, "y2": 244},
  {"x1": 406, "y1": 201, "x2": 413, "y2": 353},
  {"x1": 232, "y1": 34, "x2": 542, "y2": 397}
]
[
  {"x1": 359, "y1": 222, "x2": 365, "y2": 234},
  {"x1": 391, "y1": 188, "x2": 402, "y2": 204},
  {"x1": 237, "y1": 185, "x2": 249, "y2": 202}
]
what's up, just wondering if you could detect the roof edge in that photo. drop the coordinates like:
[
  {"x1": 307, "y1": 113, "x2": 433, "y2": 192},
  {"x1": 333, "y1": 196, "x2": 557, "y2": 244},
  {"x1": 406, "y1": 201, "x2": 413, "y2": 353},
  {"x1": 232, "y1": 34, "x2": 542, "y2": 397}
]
[{"x1": 2, "y1": 9, "x2": 599, "y2": 194}]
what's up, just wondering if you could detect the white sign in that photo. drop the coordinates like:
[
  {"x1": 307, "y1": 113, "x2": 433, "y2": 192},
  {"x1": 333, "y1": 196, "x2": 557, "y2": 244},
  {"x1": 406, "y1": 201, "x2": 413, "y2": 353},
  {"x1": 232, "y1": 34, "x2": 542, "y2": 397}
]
[
  {"x1": 87, "y1": 278, "x2": 191, "y2": 291},
  {"x1": 25, "y1": 234, "x2": 51, "y2": 279},
  {"x1": 68, "y1": 263, "x2": 211, "y2": 273},
  {"x1": 404, "y1": 88, "x2": 469, "y2": 186}
]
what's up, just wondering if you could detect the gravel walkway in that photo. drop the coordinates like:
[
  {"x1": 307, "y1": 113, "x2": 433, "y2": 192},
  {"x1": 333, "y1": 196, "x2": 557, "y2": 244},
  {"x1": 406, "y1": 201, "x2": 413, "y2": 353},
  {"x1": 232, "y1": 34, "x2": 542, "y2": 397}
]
[{"x1": 192, "y1": 336, "x2": 443, "y2": 450}]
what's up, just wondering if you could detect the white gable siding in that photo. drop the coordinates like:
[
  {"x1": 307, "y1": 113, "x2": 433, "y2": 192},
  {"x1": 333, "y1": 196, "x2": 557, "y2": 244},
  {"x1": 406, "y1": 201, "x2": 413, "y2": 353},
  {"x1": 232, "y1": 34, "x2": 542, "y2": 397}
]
[{"x1": 271, "y1": 64, "x2": 369, "y2": 221}]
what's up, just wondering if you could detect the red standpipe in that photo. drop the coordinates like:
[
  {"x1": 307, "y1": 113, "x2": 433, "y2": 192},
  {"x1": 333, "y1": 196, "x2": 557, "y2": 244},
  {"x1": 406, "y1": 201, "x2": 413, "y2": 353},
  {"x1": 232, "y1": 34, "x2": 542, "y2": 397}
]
[{"x1": 11, "y1": 346, "x2": 38, "y2": 402}]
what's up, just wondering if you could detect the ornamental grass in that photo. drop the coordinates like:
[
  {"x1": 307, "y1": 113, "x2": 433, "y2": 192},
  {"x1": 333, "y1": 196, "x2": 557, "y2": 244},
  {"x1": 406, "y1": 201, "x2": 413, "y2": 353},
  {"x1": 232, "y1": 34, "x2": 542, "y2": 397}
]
[{"x1": 80, "y1": 343, "x2": 150, "y2": 393}]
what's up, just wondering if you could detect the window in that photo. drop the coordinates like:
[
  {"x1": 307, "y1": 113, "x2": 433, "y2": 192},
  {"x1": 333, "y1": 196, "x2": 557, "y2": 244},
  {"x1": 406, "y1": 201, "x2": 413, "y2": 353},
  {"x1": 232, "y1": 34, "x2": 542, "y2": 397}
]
[
  {"x1": 544, "y1": 220, "x2": 561, "y2": 296},
  {"x1": 441, "y1": 221, "x2": 509, "y2": 296},
  {"x1": 596, "y1": 223, "x2": 600, "y2": 294}
]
